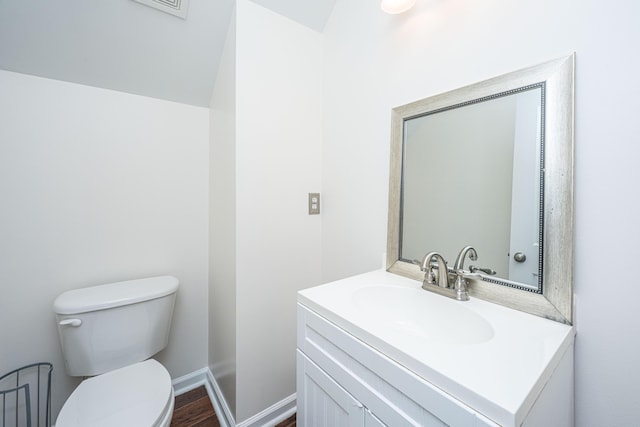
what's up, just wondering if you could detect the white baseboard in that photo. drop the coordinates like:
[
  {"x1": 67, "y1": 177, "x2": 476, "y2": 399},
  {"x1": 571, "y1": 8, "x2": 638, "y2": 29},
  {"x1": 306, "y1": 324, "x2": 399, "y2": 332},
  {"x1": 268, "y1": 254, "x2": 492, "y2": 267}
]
[
  {"x1": 205, "y1": 368, "x2": 235, "y2": 427},
  {"x1": 236, "y1": 393, "x2": 296, "y2": 427},
  {"x1": 173, "y1": 367, "x2": 296, "y2": 427},
  {"x1": 172, "y1": 367, "x2": 210, "y2": 396}
]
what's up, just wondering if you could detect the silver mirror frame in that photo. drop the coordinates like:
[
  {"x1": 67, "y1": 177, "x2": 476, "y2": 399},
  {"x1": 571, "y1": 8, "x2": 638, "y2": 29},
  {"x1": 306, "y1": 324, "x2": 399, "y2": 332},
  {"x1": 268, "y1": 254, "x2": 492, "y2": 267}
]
[{"x1": 386, "y1": 54, "x2": 574, "y2": 324}]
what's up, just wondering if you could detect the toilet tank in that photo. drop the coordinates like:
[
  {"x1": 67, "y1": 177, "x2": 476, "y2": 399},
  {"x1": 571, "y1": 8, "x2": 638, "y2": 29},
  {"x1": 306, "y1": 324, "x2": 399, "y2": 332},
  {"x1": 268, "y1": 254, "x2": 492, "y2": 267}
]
[{"x1": 53, "y1": 276, "x2": 179, "y2": 377}]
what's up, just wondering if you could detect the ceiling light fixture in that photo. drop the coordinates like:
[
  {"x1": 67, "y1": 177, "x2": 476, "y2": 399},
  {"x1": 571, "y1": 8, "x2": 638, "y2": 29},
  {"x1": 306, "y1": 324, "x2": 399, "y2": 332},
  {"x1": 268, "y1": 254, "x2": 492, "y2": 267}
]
[{"x1": 381, "y1": 0, "x2": 417, "y2": 14}]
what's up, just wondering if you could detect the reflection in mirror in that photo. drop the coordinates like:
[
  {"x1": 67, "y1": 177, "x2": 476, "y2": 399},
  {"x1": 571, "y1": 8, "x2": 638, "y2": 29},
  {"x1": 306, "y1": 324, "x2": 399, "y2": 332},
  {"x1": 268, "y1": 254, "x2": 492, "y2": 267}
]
[
  {"x1": 386, "y1": 55, "x2": 574, "y2": 324},
  {"x1": 401, "y1": 86, "x2": 544, "y2": 292}
]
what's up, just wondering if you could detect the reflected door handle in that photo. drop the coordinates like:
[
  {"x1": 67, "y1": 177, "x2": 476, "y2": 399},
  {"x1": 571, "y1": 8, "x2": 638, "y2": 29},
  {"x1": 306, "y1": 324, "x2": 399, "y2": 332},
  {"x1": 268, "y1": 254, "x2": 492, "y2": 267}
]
[{"x1": 513, "y1": 252, "x2": 527, "y2": 263}]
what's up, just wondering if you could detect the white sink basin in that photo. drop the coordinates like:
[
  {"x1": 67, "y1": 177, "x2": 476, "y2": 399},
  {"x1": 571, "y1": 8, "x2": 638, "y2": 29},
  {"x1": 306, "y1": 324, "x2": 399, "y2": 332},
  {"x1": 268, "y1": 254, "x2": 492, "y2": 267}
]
[{"x1": 352, "y1": 284, "x2": 494, "y2": 344}]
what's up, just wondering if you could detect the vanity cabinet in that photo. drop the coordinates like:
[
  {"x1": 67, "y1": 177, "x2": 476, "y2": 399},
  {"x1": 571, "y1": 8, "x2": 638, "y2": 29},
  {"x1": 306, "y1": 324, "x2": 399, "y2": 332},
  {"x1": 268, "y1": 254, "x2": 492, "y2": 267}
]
[
  {"x1": 297, "y1": 304, "x2": 499, "y2": 426},
  {"x1": 296, "y1": 270, "x2": 575, "y2": 427}
]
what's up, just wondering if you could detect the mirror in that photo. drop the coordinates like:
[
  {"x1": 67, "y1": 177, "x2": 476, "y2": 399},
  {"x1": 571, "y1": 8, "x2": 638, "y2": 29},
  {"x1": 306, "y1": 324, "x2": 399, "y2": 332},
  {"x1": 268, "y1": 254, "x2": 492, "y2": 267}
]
[
  {"x1": 386, "y1": 55, "x2": 574, "y2": 324},
  {"x1": 402, "y1": 85, "x2": 544, "y2": 291}
]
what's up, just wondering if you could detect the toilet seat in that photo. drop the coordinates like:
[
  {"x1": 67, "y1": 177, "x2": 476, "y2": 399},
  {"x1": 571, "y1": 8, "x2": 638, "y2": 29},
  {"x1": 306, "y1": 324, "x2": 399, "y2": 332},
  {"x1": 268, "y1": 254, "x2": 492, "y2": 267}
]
[{"x1": 56, "y1": 359, "x2": 174, "y2": 427}]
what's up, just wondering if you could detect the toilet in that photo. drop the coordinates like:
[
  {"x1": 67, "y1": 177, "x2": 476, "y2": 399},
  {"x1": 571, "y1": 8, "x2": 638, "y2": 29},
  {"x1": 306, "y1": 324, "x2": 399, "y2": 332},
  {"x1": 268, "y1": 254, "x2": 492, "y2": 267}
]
[{"x1": 53, "y1": 276, "x2": 179, "y2": 427}]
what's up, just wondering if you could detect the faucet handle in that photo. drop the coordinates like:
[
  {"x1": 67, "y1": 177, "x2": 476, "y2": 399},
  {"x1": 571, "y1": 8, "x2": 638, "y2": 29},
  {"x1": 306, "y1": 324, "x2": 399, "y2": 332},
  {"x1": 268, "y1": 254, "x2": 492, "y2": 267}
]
[
  {"x1": 413, "y1": 259, "x2": 438, "y2": 284},
  {"x1": 413, "y1": 258, "x2": 443, "y2": 272},
  {"x1": 454, "y1": 269, "x2": 474, "y2": 301},
  {"x1": 469, "y1": 265, "x2": 497, "y2": 275}
]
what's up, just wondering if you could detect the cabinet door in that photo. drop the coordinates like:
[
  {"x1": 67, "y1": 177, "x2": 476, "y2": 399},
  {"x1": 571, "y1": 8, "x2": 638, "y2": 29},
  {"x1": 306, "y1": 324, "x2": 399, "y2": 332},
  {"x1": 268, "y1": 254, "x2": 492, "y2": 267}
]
[
  {"x1": 299, "y1": 305, "x2": 494, "y2": 426},
  {"x1": 297, "y1": 350, "x2": 364, "y2": 427}
]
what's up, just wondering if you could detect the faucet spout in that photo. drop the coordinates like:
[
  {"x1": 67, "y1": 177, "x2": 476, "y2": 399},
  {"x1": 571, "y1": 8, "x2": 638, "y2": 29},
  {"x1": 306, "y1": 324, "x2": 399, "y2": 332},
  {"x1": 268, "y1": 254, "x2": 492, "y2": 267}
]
[
  {"x1": 454, "y1": 246, "x2": 478, "y2": 271},
  {"x1": 420, "y1": 251, "x2": 449, "y2": 288}
]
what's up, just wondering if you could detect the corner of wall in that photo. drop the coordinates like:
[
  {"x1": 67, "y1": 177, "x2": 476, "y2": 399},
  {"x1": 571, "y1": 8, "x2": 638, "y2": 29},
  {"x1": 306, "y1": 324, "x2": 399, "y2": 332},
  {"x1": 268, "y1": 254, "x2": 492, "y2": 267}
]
[{"x1": 208, "y1": 2, "x2": 238, "y2": 419}]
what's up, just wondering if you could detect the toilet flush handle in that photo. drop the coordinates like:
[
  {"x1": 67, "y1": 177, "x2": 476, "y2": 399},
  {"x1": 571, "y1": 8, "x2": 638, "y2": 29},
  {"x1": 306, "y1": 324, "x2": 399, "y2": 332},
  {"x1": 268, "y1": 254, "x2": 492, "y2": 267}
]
[{"x1": 59, "y1": 318, "x2": 82, "y2": 327}]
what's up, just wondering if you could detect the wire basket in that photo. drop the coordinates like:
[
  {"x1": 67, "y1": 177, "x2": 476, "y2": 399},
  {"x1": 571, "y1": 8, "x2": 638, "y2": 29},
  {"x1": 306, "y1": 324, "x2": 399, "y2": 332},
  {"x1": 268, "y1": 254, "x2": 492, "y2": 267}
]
[{"x1": 0, "y1": 363, "x2": 52, "y2": 427}]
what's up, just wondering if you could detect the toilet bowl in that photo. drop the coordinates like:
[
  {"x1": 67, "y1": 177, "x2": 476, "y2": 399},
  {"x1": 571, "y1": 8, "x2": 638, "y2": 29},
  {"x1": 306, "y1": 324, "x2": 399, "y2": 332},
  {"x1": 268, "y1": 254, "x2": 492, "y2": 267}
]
[
  {"x1": 53, "y1": 276, "x2": 179, "y2": 427},
  {"x1": 56, "y1": 359, "x2": 174, "y2": 427}
]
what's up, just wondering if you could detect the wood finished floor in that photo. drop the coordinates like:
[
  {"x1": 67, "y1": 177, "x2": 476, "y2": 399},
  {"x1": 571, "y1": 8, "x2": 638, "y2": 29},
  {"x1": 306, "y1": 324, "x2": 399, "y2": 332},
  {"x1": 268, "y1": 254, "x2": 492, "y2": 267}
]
[{"x1": 170, "y1": 386, "x2": 296, "y2": 427}]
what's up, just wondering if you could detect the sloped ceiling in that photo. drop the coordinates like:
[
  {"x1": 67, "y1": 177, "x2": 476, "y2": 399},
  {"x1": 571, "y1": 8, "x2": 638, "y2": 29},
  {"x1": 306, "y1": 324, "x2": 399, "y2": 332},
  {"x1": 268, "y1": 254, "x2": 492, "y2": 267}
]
[
  {"x1": 251, "y1": 0, "x2": 336, "y2": 33},
  {"x1": 0, "y1": 0, "x2": 336, "y2": 107}
]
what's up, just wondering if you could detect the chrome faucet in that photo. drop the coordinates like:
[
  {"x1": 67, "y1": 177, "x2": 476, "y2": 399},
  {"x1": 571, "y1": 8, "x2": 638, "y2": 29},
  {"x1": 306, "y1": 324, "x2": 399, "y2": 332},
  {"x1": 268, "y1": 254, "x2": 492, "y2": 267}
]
[
  {"x1": 417, "y1": 249, "x2": 480, "y2": 301},
  {"x1": 452, "y1": 246, "x2": 481, "y2": 301},
  {"x1": 453, "y1": 245, "x2": 477, "y2": 270},
  {"x1": 420, "y1": 251, "x2": 449, "y2": 289}
]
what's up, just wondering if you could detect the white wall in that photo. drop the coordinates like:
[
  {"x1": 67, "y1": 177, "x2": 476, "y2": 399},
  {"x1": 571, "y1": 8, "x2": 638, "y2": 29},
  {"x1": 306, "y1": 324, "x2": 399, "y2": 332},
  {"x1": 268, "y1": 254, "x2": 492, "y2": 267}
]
[
  {"x1": 572, "y1": 2, "x2": 640, "y2": 424},
  {"x1": 234, "y1": 0, "x2": 323, "y2": 422},
  {"x1": 208, "y1": 1, "x2": 323, "y2": 423},
  {"x1": 322, "y1": 0, "x2": 640, "y2": 425},
  {"x1": 209, "y1": 5, "x2": 238, "y2": 417},
  {"x1": 0, "y1": 70, "x2": 210, "y2": 420}
]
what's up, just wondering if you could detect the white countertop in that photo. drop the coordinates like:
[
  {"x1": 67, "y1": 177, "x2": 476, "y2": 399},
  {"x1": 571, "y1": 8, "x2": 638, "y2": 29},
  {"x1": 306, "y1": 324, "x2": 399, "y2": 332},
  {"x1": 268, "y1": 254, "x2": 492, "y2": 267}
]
[{"x1": 298, "y1": 269, "x2": 574, "y2": 426}]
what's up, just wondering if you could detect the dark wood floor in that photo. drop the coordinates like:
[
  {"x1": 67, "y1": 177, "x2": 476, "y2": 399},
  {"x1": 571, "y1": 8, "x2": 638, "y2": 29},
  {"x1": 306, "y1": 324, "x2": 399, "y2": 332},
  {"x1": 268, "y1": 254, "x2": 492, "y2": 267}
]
[{"x1": 170, "y1": 386, "x2": 296, "y2": 427}]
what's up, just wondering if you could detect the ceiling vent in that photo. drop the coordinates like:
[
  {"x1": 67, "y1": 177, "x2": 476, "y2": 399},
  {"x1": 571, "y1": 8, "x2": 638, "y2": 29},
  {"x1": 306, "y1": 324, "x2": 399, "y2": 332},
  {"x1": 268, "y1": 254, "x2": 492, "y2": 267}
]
[{"x1": 132, "y1": 0, "x2": 189, "y2": 19}]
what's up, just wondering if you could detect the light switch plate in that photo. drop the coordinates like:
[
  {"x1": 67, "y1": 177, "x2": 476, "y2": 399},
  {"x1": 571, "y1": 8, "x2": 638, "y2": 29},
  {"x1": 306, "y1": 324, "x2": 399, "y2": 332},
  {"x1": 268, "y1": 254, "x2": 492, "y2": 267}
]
[{"x1": 308, "y1": 193, "x2": 320, "y2": 215}]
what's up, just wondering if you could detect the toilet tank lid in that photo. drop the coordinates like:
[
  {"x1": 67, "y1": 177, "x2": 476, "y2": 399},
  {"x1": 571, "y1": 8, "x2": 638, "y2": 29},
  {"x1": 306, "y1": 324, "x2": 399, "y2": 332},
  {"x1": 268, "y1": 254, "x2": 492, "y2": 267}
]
[{"x1": 53, "y1": 276, "x2": 179, "y2": 315}]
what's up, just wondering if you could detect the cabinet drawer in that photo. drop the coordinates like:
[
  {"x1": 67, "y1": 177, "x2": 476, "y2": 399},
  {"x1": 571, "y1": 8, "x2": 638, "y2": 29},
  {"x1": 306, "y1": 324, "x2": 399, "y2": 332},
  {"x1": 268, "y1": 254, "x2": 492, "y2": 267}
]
[{"x1": 298, "y1": 304, "x2": 498, "y2": 427}]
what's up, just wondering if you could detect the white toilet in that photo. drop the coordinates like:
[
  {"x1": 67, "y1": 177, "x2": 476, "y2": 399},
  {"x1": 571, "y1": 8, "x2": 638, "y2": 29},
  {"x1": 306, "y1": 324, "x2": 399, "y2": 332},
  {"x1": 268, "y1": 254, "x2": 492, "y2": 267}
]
[{"x1": 53, "y1": 276, "x2": 179, "y2": 427}]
